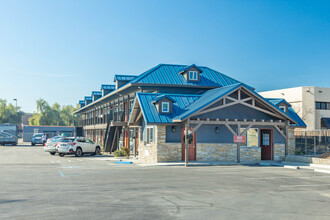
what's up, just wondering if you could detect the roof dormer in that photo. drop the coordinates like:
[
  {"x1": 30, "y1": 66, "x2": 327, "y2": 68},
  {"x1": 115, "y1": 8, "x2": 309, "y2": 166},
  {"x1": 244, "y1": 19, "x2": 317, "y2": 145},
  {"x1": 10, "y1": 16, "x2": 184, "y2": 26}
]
[
  {"x1": 91, "y1": 91, "x2": 102, "y2": 102},
  {"x1": 84, "y1": 96, "x2": 92, "y2": 105},
  {"x1": 152, "y1": 95, "x2": 176, "y2": 114},
  {"x1": 179, "y1": 64, "x2": 203, "y2": 82}
]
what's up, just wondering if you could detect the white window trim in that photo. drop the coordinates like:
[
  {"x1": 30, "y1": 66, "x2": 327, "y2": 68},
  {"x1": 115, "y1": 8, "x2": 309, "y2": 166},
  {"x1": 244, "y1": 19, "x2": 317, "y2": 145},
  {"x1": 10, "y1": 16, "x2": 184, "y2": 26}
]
[
  {"x1": 279, "y1": 106, "x2": 286, "y2": 112},
  {"x1": 188, "y1": 71, "x2": 198, "y2": 81},
  {"x1": 162, "y1": 102, "x2": 170, "y2": 113},
  {"x1": 146, "y1": 126, "x2": 155, "y2": 144}
]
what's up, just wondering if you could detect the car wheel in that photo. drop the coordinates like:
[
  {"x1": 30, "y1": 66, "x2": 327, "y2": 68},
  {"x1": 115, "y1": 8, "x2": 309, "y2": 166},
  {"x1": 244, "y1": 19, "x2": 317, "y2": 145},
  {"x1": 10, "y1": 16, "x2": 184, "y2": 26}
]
[
  {"x1": 50, "y1": 152, "x2": 56, "y2": 155},
  {"x1": 59, "y1": 153, "x2": 64, "y2": 157},
  {"x1": 75, "y1": 148, "x2": 82, "y2": 157},
  {"x1": 95, "y1": 146, "x2": 101, "y2": 155},
  {"x1": 12, "y1": 143, "x2": 17, "y2": 146},
  {"x1": 31, "y1": 143, "x2": 34, "y2": 146}
]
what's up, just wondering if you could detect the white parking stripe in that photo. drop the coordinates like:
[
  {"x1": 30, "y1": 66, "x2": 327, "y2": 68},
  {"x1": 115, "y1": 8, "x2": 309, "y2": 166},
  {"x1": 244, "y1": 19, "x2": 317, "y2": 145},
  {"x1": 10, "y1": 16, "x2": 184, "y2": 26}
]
[
  {"x1": 280, "y1": 184, "x2": 330, "y2": 188},
  {"x1": 68, "y1": 160, "x2": 72, "y2": 163}
]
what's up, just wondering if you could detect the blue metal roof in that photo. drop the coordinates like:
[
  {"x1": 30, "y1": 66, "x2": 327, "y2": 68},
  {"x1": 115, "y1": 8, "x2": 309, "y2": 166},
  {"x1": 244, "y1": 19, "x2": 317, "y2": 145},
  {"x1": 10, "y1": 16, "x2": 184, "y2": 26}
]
[
  {"x1": 174, "y1": 83, "x2": 243, "y2": 121},
  {"x1": 101, "y1": 84, "x2": 115, "y2": 90},
  {"x1": 266, "y1": 98, "x2": 292, "y2": 107},
  {"x1": 151, "y1": 94, "x2": 176, "y2": 103},
  {"x1": 180, "y1": 64, "x2": 203, "y2": 73},
  {"x1": 136, "y1": 93, "x2": 201, "y2": 124},
  {"x1": 92, "y1": 91, "x2": 102, "y2": 96},
  {"x1": 288, "y1": 107, "x2": 306, "y2": 127},
  {"x1": 114, "y1": 75, "x2": 137, "y2": 82},
  {"x1": 84, "y1": 96, "x2": 92, "y2": 101},
  {"x1": 130, "y1": 64, "x2": 246, "y2": 87},
  {"x1": 79, "y1": 100, "x2": 85, "y2": 104}
]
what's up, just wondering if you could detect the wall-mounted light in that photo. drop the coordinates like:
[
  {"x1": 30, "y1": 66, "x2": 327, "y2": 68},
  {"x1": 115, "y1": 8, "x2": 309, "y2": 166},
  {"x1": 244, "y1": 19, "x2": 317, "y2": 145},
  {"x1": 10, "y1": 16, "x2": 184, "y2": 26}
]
[
  {"x1": 215, "y1": 127, "x2": 220, "y2": 134},
  {"x1": 171, "y1": 126, "x2": 176, "y2": 133}
]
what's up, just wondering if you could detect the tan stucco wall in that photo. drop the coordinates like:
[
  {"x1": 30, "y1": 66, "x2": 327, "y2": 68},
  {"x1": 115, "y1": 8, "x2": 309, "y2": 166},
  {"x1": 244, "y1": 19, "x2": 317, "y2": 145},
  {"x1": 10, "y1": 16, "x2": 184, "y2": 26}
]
[{"x1": 260, "y1": 86, "x2": 330, "y2": 130}]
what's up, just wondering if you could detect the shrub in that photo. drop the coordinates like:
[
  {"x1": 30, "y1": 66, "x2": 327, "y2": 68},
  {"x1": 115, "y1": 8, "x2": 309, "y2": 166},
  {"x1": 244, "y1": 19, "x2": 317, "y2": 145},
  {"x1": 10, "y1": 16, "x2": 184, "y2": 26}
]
[
  {"x1": 114, "y1": 149, "x2": 125, "y2": 157},
  {"x1": 122, "y1": 147, "x2": 130, "y2": 158}
]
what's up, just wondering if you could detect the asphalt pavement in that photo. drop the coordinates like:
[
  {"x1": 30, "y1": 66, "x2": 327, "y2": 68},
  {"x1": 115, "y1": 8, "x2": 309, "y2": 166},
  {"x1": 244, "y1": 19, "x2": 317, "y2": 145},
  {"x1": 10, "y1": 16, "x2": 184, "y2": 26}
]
[{"x1": 1, "y1": 144, "x2": 330, "y2": 220}]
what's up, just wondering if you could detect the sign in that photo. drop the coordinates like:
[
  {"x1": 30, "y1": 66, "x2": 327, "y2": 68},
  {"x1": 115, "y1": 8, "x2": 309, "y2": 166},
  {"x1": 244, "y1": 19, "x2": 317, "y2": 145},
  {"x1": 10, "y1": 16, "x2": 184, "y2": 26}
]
[{"x1": 234, "y1": 135, "x2": 246, "y2": 143}]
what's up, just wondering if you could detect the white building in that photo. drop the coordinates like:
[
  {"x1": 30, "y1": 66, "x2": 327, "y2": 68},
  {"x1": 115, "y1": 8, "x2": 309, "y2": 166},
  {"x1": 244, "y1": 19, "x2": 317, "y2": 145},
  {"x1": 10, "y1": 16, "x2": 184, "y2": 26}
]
[{"x1": 260, "y1": 86, "x2": 330, "y2": 131}]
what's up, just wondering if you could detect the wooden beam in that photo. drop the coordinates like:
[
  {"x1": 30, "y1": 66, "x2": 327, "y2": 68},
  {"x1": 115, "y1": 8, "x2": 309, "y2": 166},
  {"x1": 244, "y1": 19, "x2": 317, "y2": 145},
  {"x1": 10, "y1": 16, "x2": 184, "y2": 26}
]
[
  {"x1": 189, "y1": 124, "x2": 202, "y2": 135},
  {"x1": 238, "y1": 89, "x2": 241, "y2": 100},
  {"x1": 240, "y1": 124, "x2": 253, "y2": 135},
  {"x1": 225, "y1": 123, "x2": 237, "y2": 136},
  {"x1": 198, "y1": 100, "x2": 239, "y2": 115},
  {"x1": 239, "y1": 101, "x2": 285, "y2": 119},
  {"x1": 274, "y1": 125, "x2": 286, "y2": 138},
  {"x1": 189, "y1": 119, "x2": 286, "y2": 126}
]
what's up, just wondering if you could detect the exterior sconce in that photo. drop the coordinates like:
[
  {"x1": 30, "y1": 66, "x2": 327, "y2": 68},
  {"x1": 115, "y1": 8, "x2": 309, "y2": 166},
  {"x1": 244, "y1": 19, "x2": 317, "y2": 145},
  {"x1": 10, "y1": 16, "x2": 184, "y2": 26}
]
[
  {"x1": 215, "y1": 127, "x2": 220, "y2": 134},
  {"x1": 172, "y1": 126, "x2": 176, "y2": 133}
]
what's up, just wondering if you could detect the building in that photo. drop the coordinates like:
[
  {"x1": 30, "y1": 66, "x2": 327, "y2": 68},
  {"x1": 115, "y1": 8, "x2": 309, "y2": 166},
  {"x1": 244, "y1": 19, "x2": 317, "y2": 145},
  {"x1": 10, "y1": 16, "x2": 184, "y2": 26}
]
[
  {"x1": 259, "y1": 87, "x2": 330, "y2": 131},
  {"x1": 23, "y1": 125, "x2": 75, "y2": 142},
  {"x1": 74, "y1": 64, "x2": 305, "y2": 163}
]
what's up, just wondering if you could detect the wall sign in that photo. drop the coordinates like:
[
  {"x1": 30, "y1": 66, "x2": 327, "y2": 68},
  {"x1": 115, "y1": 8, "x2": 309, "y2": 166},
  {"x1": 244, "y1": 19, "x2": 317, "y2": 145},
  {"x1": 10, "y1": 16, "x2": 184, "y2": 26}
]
[{"x1": 234, "y1": 135, "x2": 246, "y2": 143}]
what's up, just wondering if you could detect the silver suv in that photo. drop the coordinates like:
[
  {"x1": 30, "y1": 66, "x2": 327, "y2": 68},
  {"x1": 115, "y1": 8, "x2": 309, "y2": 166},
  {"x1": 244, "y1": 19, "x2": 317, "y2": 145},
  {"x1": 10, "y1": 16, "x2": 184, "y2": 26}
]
[
  {"x1": 44, "y1": 136, "x2": 62, "y2": 155},
  {"x1": 57, "y1": 137, "x2": 101, "y2": 157}
]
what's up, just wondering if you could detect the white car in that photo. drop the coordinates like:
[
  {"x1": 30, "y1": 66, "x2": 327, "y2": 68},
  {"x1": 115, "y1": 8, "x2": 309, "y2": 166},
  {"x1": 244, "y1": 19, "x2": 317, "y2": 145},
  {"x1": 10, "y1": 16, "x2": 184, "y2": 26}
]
[
  {"x1": 57, "y1": 137, "x2": 101, "y2": 157},
  {"x1": 44, "y1": 136, "x2": 62, "y2": 155}
]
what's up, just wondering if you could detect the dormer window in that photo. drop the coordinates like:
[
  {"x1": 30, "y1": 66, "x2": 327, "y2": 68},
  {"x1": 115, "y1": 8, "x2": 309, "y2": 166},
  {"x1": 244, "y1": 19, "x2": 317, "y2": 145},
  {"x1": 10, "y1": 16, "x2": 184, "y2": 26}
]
[
  {"x1": 279, "y1": 106, "x2": 286, "y2": 112},
  {"x1": 189, "y1": 71, "x2": 198, "y2": 81},
  {"x1": 162, "y1": 102, "x2": 170, "y2": 113}
]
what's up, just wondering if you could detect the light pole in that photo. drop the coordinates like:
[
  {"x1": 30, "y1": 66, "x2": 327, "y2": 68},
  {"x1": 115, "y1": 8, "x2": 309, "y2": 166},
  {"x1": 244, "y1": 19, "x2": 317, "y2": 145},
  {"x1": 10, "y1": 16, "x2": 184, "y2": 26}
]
[{"x1": 13, "y1": 99, "x2": 17, "y2": 111}]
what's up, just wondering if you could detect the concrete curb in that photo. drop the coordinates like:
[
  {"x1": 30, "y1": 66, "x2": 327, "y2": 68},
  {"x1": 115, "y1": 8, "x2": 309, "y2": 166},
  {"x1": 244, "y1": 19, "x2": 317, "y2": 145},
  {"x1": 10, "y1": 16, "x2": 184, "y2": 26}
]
[{"x1": 314, "y1": 169, "x2": 330, "y2": 174}]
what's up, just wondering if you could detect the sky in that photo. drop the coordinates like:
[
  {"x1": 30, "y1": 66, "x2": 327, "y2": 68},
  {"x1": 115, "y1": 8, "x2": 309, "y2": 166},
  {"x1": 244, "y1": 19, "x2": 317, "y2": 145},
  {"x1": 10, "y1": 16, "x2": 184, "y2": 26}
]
[{"x1": 0, "y1": 0, "x2": 329, "y2": 113}]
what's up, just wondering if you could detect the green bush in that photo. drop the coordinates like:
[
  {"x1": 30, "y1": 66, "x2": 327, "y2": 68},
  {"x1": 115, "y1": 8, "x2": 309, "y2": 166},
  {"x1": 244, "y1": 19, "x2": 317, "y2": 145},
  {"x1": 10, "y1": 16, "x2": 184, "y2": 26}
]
[
  {"x1": 295, "y1": 150, "x2": 306, "y2": 155},
  {"x1": 122, "y1": 147, "x2": 130, "y2": 158},
  {"x1": 114, "y1": 149, "x2": 125, "y2": 157}
]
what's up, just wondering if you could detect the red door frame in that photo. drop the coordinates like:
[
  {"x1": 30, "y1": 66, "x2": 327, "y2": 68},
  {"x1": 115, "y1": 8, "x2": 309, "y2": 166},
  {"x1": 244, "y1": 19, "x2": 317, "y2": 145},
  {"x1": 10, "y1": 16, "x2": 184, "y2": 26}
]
[
  {"x1": 260, "y1": 129, "x2": 273, "y2": 160},
  {"x1": 181, "y1": 127, "x2": 197, "y2": 161}
]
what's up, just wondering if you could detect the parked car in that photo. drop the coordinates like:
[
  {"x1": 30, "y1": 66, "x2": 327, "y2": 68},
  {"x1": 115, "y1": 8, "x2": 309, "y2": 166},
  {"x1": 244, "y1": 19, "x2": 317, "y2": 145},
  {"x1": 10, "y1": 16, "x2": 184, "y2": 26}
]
[
  {"x1": 31, "y1": 133, "x2": 44, "y2": 146},
  {"x1": 44, "y1": 136, "x2": 62, "y2": 155},
  {"x1": 0, "y1": 124, "x2": 18, "y2": 146},
  {"x1": 57, "y1": 137, "x2": 101, "y2": 157}
]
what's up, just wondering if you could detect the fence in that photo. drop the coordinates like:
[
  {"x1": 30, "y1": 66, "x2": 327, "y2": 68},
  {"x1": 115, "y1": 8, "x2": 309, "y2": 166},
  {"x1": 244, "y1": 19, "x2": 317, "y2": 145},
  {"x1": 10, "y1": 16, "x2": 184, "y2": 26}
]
[{"x1": 294, "y1": 130, "x2": 330, "y2": 155}]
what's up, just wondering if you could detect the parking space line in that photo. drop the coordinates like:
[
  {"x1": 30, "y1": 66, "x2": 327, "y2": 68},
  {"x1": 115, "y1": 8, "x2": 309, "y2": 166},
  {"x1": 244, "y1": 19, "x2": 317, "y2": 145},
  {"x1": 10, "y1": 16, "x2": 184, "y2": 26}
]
[
  {"x1": 245, "y1": 176, "x2": 330, "y2": 180},
  {"x1": 57, "y1": 170, "x2": 64, "y2": 177},
  {"x1": 280, "y1": 184, "x2": 330, "y2": 188},
  {"x1": 68, "y1": 160, "x2": 71, "y2": 163}
]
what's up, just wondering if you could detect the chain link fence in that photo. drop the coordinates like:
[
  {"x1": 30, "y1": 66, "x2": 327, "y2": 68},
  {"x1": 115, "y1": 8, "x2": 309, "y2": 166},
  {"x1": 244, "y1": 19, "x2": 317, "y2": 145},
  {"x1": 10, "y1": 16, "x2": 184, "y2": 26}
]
[{"x1": 295, "y1": 130, "x2": 330, "y2": 155}]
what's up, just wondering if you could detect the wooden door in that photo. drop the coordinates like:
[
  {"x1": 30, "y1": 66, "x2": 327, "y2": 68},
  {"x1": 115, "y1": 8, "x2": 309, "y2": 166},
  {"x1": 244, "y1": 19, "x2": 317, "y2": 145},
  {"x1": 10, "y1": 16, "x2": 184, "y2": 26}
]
[
  {"x1": 261, "y1": 129, "x2": 273, "y2": 160},
  {"x1": 181, "y1": 127, "x2": 196, "y2": 161}
]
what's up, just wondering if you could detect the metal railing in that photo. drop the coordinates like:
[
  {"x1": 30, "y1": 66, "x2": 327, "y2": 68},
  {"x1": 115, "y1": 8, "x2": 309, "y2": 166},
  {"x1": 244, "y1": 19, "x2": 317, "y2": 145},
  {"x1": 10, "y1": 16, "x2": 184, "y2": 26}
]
[{"x1": 294, "y1": 130, "x2": 330, "y2": 155}]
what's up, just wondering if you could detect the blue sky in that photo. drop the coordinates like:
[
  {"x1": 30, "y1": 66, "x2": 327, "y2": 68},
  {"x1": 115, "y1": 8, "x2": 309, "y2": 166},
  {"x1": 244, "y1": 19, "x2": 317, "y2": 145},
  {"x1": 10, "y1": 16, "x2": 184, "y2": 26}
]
[{"x1": 0, "y1": 0, "x2": 329, "y2": 113}]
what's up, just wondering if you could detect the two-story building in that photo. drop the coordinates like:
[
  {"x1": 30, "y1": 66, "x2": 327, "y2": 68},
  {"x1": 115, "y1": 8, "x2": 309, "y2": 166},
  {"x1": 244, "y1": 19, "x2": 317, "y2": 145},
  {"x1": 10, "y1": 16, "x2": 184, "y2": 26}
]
[{"x1": 75, "y1": 64, "x2": 305, "y2": 163}]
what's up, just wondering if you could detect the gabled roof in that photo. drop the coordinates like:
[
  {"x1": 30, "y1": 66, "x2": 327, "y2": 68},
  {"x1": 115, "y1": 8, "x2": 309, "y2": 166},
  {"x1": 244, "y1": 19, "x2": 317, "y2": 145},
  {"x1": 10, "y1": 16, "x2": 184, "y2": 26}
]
[
  {"x1": 84, "y1": 96, "x2": 92, "y2": 101},
  {"x1": 266, "y1": 98, "x2": 292, "y2": 107},
  {"x1": 179, "y1": 64, "x2": 203, "y2": 74},
  {"x1": 101, "y1": 84, "x2": 115, "y2": 90},
  {"x1": 173, "y1": 83, "x2": 243, "y2": 121},
  {"x1": 130, "y1": 64, "x2": 246, "y2": 87},
  {"x1": 114, "y1": 75, "x2": 137, "y2": 82},
  {"x1": 135, "y1": 93, "x2": 201, "y2": 124},
  {"x1": 91, "y1": 91, "x2": 102, "y2": 96},
  {"x1": 151, "y1": 94, "x2": 176, "y2": 104}
]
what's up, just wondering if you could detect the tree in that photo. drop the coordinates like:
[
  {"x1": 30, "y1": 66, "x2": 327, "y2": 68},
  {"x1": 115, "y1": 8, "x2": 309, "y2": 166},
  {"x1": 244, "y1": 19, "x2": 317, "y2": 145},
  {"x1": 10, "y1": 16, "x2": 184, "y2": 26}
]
[
  {"x1": 0, "y1": 98, "x2": 24, "y2": 124},
  {"x1": 29, "y1": 99, "x2": 78, "y2": 126}
]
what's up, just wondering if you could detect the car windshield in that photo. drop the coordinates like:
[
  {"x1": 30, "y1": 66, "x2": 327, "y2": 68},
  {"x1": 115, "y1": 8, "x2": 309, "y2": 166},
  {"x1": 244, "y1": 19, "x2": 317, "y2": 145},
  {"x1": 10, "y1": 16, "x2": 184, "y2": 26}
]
[
  {"x1": 51, "y1": 137, "x2": 62, "y2": 142},
  {"x1": 33, "y1": 134, "x2": 43, "y2": 138}
]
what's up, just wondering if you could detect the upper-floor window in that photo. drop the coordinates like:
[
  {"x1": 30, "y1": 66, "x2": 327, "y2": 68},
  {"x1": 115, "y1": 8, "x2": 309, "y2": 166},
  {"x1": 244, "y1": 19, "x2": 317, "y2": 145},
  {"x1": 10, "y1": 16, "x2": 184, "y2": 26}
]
[
  {"x1": 279, "y1": 106, "x2": 286, "y2": 112},
  {"x1": 316, "y1": 102, "x2": 329, "y2": 110},
  {"x1": 189, "y1": 71, "x2": 198, "y2": 81},
  {"x1": 162, "y1": 102, "x2": 169, "y2": 113}
]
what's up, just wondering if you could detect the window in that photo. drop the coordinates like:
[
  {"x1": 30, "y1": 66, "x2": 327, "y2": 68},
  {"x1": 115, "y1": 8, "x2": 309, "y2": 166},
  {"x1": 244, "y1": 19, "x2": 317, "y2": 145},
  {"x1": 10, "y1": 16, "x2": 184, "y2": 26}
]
[
  {"x1": 316, "y1": 102, "x2": 329, "y2": 110},
  {"x1": 162, "y1": 102, "x2": 169, "y2": 113},
  {"x1": 189, "y1": 71, "x2": 198, "y2": 80},
  {"x1": 146, "y1": 126, "x2": 155, "y2": 144},
  {"x1": 240, "y1": 128, "x2": 259, "y2": 147},
  {"x1": 279, "y1": 106, "x2": 286, "y2": 112}
]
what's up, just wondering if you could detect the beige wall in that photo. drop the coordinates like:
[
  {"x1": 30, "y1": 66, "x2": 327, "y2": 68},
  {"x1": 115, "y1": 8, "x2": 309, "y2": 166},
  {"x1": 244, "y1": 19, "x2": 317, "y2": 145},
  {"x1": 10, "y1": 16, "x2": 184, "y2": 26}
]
[{"x1": 260, "y1": 86, "x2": 330, "y2": 130}]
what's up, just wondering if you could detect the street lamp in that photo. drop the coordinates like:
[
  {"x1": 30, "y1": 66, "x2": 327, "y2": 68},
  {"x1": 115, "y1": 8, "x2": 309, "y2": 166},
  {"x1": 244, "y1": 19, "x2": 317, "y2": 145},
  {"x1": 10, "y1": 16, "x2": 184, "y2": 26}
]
[{"x1": 13, "y1": 99, "x2": 17, "y2": 111}]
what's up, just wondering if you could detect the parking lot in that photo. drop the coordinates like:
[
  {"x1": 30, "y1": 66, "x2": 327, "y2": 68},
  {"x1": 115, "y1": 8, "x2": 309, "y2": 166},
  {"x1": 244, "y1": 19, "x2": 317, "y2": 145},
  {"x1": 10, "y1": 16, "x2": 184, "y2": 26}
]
[{"x1": 1, "y1": 144, "x2": 330, "y2": 220}]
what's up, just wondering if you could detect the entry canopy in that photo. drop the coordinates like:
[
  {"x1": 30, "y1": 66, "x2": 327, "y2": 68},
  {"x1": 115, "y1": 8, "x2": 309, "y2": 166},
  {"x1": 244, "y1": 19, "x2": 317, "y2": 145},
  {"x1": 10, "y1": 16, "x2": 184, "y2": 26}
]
[{"x1": 321, "y1": 118, "x2": 330, "y2": 129}]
